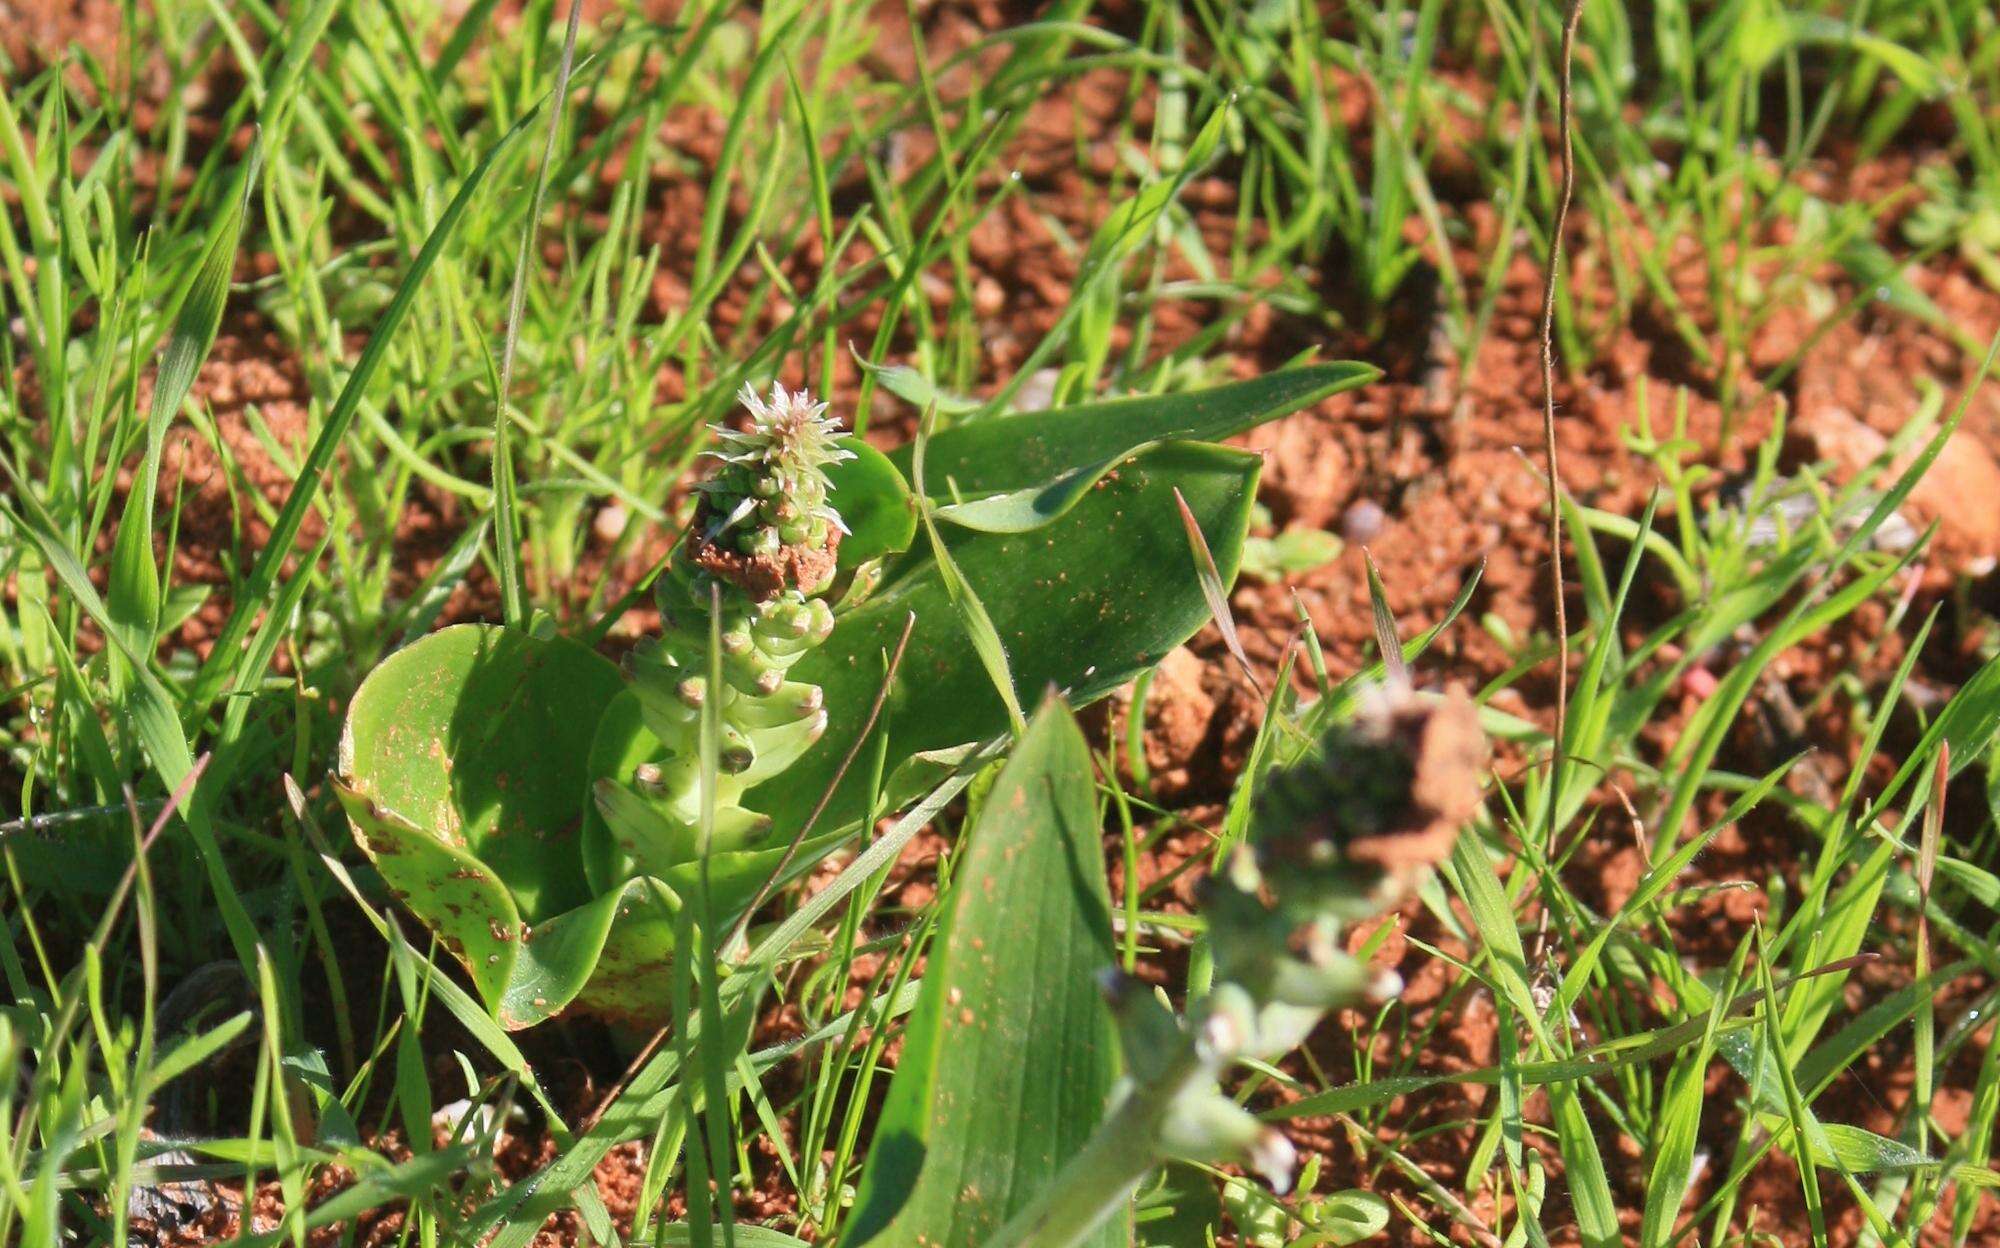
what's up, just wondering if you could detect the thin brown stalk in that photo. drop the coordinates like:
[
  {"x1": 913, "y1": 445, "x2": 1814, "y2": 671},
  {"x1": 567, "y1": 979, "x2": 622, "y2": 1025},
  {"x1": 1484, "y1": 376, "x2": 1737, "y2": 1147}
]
[{"x1": 1540, "y1": 0, "x2": 1586, "y2": 843}]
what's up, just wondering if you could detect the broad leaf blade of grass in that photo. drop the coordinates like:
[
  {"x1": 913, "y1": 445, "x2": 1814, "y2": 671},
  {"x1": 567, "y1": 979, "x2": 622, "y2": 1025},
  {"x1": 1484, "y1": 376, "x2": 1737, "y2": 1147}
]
[
  {"x1": 1174, "y1": 486, "x2": 1261, "y2": 697},
  {"x1": 1362, "y1": 549, "x2": 1408, "y2": 687},
  {"x1": 848, "y1": 696, "x2": 1126, "y2": 1247}
]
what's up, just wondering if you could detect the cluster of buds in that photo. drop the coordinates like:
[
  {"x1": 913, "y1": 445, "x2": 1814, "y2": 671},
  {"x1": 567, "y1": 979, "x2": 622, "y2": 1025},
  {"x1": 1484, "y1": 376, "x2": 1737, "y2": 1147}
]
[
  {"x1": 994, "y1": 683, "x2": 1487, "y2": 1248},
  {"x1": 689, "y1": 383, "x2": 851, "y2": 599},
  {"x1": 1110, "y1": 685, "x2": 1486, "y2": 1196},
  {"x1": 594, "y1": 385, "x2": 849, "y2": 870}
]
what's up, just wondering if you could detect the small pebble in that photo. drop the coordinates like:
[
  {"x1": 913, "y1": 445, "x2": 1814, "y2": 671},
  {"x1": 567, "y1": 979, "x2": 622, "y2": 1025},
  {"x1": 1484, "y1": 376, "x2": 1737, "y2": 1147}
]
[
  {"x1": 1341, "y1": 499, "x2": 1386, "y2": 542},
  {"x1": 1682, "y1": 667, "x2": 1719, "y2": 700},
  {"x1": 593, "y1": 502, "x2": 628, "y2": 543},
  {"x1": 1012, "y1": 368, "x2": 1061, "y2": 413}
]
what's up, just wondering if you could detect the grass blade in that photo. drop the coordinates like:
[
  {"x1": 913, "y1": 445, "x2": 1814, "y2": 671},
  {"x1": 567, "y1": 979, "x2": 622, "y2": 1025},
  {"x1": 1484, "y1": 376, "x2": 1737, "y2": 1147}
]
[{"x1": 185, "y1": 101, "x2": 542, "y2": 720}]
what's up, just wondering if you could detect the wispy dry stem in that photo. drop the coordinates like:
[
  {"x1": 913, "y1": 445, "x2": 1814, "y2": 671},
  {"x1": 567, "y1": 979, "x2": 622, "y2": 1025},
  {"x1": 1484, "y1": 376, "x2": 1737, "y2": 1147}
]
[{"x1": 1540, "y1": 0, "x2": 1586, "y2": 840}]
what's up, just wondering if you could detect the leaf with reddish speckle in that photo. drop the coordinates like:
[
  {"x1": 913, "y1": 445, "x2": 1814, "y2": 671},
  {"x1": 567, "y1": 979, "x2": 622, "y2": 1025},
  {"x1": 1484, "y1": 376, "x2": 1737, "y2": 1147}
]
[
  {"x1": 580, "y1": 438, "x2": 1266, "y2": 890},
  {"x1": 337, "y1": 625, "x2": 639, "y2": 1029},
  {"x1": 892, "y1": 361, "x2": 1376, "y2": 501},
  {"x1": 848, "y1": 696, "x2": 1126, "y2": 1247}
]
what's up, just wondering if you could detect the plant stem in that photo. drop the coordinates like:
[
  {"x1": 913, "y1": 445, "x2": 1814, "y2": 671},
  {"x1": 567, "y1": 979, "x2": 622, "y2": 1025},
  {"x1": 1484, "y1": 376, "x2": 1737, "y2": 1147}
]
[{"x1": 985, "y1": 1046, "x2": 1208, "y2": 1248}]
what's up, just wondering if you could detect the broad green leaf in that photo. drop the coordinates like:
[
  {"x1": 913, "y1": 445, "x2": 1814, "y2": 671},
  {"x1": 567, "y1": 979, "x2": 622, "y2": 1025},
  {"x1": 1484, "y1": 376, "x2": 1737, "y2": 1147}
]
[
  {"x1": 761, "y1": 439, "x2": 1263, "y2": 834},
  {"x1": 827, "y1": 434, "x2": 918, "y2": 568},
  {"x1": 911, "y1": 407, "x2": 1028, "y2": 733},
  {"x1": 340, "y1": 626, "x2": 620, "y2": 919},
  {"x1": 336, "y1": 626, "x2": 641, "y2": 1028},
  {"x1": 340, "y1": 625, "x2": 847, "y2": 1029},
  {"x1": 336, "y1": 792, "x2": 522, "y2": 1009},
  {"x1": 582, "y1": 439, "x2": 1265, "y2": 873},
  {"x1": 892, "y1": 362, "x2": 1377, "y2": 498},
  {"x1": 848, "y1": 697, "x2": 1126, "y2": 1247}
]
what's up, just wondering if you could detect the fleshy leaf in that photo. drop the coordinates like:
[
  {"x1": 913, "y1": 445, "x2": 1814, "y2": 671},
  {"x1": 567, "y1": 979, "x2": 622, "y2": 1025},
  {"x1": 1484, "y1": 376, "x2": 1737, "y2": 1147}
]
[
  {"x1": 338, "y1": 625, "x2": 631, "y2": 1027},
  {"x1": 827, "y1": 434, "x2": 917, "y2": 568},
  {"x1": 848, "y1": 696, "x2": 1126, "y2": 1246},
  {"x1": 892, "y1": 362, "x2": 1376, "y2": 498},
  {"x1": 334, "y1": 783, "x2": 523, "y2": 1010},
  {"x1": 339, "y1": 625, "x2": 622, "y2": 920},
  {"x1": 759, "y1": 439, "x2": 1262, "y2": 834},
  {"x1": 579, "y1": 689, "x2": 855, "y2": 920}
]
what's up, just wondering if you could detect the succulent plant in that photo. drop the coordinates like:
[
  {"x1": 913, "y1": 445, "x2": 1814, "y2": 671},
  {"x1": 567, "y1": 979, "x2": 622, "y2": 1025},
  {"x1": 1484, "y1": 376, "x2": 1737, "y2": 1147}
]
[
  {"x1": 335, "y1": 364, "x2": 1378, "y2": 1030},
  {"x1": 593, "y1": 385, "x2": 853, "y2": 873}
]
